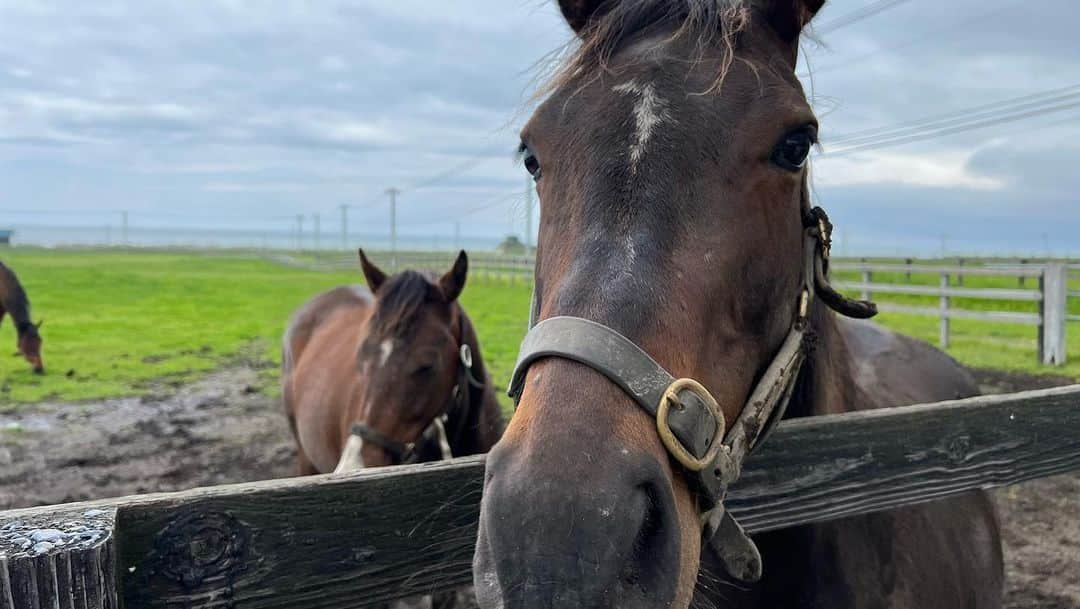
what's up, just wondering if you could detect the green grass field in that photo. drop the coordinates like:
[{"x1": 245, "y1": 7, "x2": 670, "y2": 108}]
[
  {"x1": 0, "y1": 249, "x2": 1075, "y2": 407},
  {"x1": 0, "y1": 249, "x2": 531, "y2": 406},
  {"x1": 830, "y1": 267, "x2": 1080, "y2": 378}
]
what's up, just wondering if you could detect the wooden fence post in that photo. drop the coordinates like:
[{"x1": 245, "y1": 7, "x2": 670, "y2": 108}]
[
  {"x1": 957, "y1": 258, "x2": 964, "y2": 286},
  {"x1": 1039, "y1": 262, "x2": 1068, "y2": 365},
  {"x1": 0, "y1": 507, "x2": 118, "y2": 609},
  {"x1": 905, "y1": 258, "x2": 913, "y2": 281},
  {"x1": 1019, "y1": 258, "x2": 1029, "y2": 287},
  {"x1": 861, "y1": 268, "x2": 872, "y2": 302},
  {"x1": 940, "y1": 272, "x2": 950, "y2": 349}
]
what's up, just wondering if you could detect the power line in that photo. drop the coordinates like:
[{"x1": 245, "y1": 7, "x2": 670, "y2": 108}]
[
  {"x1": 401, "y1": 148, "x2": 511, "y2": 194},
  {"x1": 828, "y1": 84, "x2": 1080, "y2": 146},
  {"x1": 396, "y1": 190, "x2": 521, "y2": 228},
  {"x1": 801, "y1": 0, "x2": 1024, "y2": 77},
  {"x1": 814, "y1": 0, "x2": 915, "y2": 34},
  {"x1": 831, "y1": 101, "x2": 1080, "y2": 155},
  {"x1": 820, "y1": 84, "x2": 1080, "y2": 155}
]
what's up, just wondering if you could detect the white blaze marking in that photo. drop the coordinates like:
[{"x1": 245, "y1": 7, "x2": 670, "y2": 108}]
[
  {"x1": 612, "y1": 79, "x2": 671, "y2": 171},
  {"x1": 378, "y1": 339, "x2": 394, "y2": 367},
  {"x1": 334, "y1": 435, "x2": 365, "y2": 473},
  {"x1": 432, "y1": 416, "x2": 453, "y2": 460}
]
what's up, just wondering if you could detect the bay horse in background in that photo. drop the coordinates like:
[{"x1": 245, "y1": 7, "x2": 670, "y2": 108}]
[
  {"x1": 0, "y1": 261, "x2": 44, "y2": 374},
  {"x1": 281, "y1": 249, "x2": 503, "y2": 475},
  {"x1": 473, "y1": 1, "x2": 1003, "y2": 609}
]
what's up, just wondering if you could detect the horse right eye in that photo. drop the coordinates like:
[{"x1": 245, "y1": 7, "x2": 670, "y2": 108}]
[{"x1": 520, "y1": 143, "x2": 542, "y2": 181}]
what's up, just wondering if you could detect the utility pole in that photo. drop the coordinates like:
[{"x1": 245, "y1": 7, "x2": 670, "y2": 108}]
[
  {"x1": 454, "y1": 220, "x2": 461, "y2": 251},
  {"x1": 386, "y1": 187, "x2": 400, "y2": 270},
  {"x1": 296, "y1": 214, "x2": 305, "y2": 251},
  {"x1": 525, "y1": 178, "x2": 534, "y2": 254},
  {"x1": 339, "y1": 204, "x2": 349, "y2": 251},
  {"x1": 939, "y1": 233, "x2": 948, "y2": 260},
  {"x1": 121, "y1": 211, "x2": 129, "y2": 246},
  {"x1": 313, "y1": 213, "x2": 321, "y2": 252}
]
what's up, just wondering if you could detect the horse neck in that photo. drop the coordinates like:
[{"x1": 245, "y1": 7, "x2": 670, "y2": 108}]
[
  {"x1": 0, "y1": 271, "x2": 33, "y2": 334},
  {"x1": 787, "y1": 303, "x2": 865, "y2": 419},
  {"x1": 445, "y1": 309, "x2": 505, "y2": 456}
]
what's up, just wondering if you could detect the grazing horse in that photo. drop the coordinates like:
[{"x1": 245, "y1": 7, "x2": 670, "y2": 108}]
[
  {"x1": 282, "y1": 250, "x2": 503, "y2": 474},
  {"x1": 0, "y1": 261, "x2": 44, "y2": 374},
  {"x1": 473, "y1": 2, "x2": 1003, "y2": 609}
]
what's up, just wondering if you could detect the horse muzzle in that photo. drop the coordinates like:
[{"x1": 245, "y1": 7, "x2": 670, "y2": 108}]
[{"x1": 474, "y1": 434, "x2": 683, "y2": 609}]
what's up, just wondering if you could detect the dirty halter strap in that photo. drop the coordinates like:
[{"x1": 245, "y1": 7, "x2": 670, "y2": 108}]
[
  {"x1": 507, "y1": 206, "x2": 876, "y2": 582},
  {"x1": 351, "y1": 326, "x2": 486, "y2": 464}
]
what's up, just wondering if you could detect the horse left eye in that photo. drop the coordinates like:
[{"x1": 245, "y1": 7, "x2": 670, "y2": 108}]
[{"x1": 772, "y1": 129, "x2": 815, "y2": 171}]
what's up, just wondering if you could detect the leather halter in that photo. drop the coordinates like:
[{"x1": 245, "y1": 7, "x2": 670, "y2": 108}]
[
  {"x1": 351, "y1": 319, "x2": 485, "y2": 465},
  {"x1": 507, "y1": 205, "x2": 876, "y2": 582}
]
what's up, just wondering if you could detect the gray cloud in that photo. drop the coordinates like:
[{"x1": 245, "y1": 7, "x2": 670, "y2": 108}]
[{"x1": 0, "y1": 0, "x2": 1075, "y2": 254}]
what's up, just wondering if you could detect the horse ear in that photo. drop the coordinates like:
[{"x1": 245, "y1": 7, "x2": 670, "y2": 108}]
[
  {"x1": 558, "y1": 0, "x2": 614, "y2": 35},
  {"x1": 761, "y1": 0, "x2": 825, "y2": 44},
  {"x1": 439, "y1": 250, "x2": 468, "y2": 302},
  {"x1": 358, "y1": 249, "x2": 387, "y2": 293}
]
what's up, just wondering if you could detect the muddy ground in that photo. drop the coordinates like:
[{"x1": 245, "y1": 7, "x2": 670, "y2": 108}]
[{"x1": 0, "y1": 366, "x2": 1076, "y2": 607}]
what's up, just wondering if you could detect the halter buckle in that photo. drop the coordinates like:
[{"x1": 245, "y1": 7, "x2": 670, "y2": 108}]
[
  {"x1": 460, "y1": 344, "x2": 473, "y2": 368},
  {"x1": 656, "y1": 378, "x2": 726, "y2": 472}
]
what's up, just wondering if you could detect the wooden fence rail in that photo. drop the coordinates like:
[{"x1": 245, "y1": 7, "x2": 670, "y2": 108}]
[
  {"x1": 2, "y1": 386, "x2": 1079, "y2": 609},
  {"x1": 825, "y1": 261, "x2": 1071, "y2": 366},
  {"x1": 272, "y1": 253, "x2": 1074, "y2": 365}
]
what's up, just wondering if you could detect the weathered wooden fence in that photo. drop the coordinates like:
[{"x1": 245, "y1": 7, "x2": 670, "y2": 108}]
[
  {"x1": 2, "y1": 385, "x2": 1079, "y2": 609},
  {"x1": 829, "y1": 261, "x2": 1071, "y2": 365},
  {"x1": 274, "y1": 253, "x2": 1076, "y2": 366},
  {"x1": 269, "y1": 251, "x2": 534, "y2": 283},
  {"x1": 1069, "y1": 263, "x2": 1080, "y2": 325}
]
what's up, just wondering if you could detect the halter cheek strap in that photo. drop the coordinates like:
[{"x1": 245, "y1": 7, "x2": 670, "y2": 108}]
[{"x1": 507, "y1": 206, "x2": 876, "y2": 582}]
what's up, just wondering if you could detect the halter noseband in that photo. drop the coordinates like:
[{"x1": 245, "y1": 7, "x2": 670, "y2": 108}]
[{"x1": 507, "y1": 205, "x2": 876, "y2": 582}]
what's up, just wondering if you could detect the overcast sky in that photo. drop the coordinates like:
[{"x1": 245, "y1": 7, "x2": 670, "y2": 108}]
[{"x1": 1, "y1": 0, "x2": 1077, "y2": 256}]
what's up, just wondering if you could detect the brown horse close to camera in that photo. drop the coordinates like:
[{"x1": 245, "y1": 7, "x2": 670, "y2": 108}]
[
  {"x1": 282, "y1": 250, "x2": 503, "y2": 475},
  {"x1": 473, "y1": 1, "x2": 1003, "y2": 609},
  {"x1": 0, "y1": 261, "x2": 44, "y2": 374}
]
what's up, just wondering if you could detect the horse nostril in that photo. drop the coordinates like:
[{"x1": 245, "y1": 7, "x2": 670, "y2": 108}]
[{"x1": 619, "y1": 482, "x2": 673, "y2": 594}]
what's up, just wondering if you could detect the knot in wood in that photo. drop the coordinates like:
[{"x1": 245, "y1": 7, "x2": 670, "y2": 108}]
[
  {"x1": 153, "y1": 510, "x2": 248, "y2": 589},
  {"x1": 945, "y1": 435, "x2": 972, "y2": 463}
]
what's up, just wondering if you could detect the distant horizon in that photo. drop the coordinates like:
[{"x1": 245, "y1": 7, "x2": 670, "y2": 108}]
[{"x1": 3, "y1": 221, "x2": 1077, "y2": 260}]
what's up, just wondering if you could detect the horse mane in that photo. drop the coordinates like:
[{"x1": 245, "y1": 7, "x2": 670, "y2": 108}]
[
  {"x1": 0, "y1": 262, "x2": 35, "y2": 335},
  {"x1": 544, "y1": 0, "x2": 750, "y2": 96},
  {"x1": 369, "y1": 271, "x2": 442, "y2": 338}
]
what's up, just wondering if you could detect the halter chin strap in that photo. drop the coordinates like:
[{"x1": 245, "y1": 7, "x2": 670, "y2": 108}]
[{"x1": 508, "y1": 206, "x2": 876, "y2": 582}]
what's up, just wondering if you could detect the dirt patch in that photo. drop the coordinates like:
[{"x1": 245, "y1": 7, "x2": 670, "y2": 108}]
[
  {"x1": 0, "y1": 366, "x2": 295, "y2": 509},
  {"x1": 0, "y1": 366, "x2": 1076, "y2": 606},
  {"x1": 971, "y1": 367, "x2": 1078, "y2": 395},
  {"x1": 968, "y1": 369, "x2": 1080, "y2": 609}
]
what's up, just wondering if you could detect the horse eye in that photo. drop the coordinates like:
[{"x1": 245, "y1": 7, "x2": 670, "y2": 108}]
[
  {"x1": 771, "y1": 128, "x2": 816, "y2": 172},
  {"x1": 521, "y1": 144, "x2": 542, "y2": 181},
  {"x1": 411, "y1": 363, "x2": 435, "y2": 377}
]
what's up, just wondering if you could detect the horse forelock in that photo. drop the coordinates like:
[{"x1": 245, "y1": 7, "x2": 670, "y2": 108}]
[
  {"x1": 542, "y1": 0, "x2": 751, "y2": 99},
  {"x1": 369, "y1": 271, "x2": 442, "y2": 339}
]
